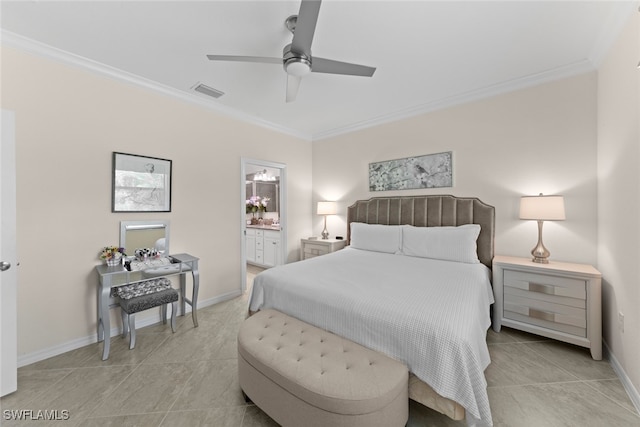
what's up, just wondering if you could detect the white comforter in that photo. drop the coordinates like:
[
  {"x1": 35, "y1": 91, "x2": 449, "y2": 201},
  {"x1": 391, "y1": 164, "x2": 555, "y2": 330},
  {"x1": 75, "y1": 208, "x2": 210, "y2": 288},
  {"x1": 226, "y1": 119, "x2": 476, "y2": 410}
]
[{"x1": 249, "y1": 247, "x2": 494, "y2": 426}]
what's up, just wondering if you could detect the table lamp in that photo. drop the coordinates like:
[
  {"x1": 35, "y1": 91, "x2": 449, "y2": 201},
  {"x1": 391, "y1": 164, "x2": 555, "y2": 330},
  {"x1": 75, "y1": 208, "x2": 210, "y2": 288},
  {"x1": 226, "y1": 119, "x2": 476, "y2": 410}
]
[
  {"x1": 317, "y1": 201, "x2": 337, "y2": 240},
  {"x1": 519, "y1": 193, "x2": 565, "y2": 264}
]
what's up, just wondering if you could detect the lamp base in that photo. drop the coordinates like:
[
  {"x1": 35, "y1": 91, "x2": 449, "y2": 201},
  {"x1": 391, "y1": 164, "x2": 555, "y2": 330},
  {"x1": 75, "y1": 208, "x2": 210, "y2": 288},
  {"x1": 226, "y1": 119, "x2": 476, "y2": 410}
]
[
  {"x1": 531, "y1": 255, "x2": 549, "y2": 264},
  {"x1": 530, "y1": 220, "x2": 550, "y2": 263},
  {"x1": 321, "y1": 216, "x2": 329, "y2": 240}
]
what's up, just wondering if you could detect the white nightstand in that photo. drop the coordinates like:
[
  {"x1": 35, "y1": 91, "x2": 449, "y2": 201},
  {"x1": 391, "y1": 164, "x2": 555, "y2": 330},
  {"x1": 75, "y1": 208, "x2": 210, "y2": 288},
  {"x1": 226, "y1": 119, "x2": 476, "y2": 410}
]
[
  {"x1": 300, "y1": 238, "x2": 347, "y2": 260},
  {"x1": 492, "y1": 255, "x2": 602, "y2": 360}
]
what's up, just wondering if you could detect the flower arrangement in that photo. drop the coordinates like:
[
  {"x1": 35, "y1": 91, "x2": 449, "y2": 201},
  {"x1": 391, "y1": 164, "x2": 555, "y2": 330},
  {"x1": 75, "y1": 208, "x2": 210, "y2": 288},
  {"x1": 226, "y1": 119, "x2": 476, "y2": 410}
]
[
  {"x1": 100, "y1": 246, "x2": 125, "y2": 266},
  {"x1": 246, "y1": 196, "x2": 270, "y2": 214}
]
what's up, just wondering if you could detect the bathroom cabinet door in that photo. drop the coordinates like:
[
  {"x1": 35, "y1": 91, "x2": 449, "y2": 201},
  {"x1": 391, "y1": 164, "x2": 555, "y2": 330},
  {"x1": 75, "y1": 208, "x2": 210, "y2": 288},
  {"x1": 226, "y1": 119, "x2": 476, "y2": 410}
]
[
  {"x1": 263, "y1": 231, "x2": 281, "y2": 267},
  {"x1": 246, "y1": 229, "x2": 256, "y2": 263}
]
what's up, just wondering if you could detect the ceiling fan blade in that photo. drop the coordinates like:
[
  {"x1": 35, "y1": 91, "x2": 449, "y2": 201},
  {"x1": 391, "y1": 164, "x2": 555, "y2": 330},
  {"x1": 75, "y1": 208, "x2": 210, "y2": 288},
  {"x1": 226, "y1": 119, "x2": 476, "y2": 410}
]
[
  {"x1": 311, "y1": 57, "x2": 376, "y2": 77},
  {"x1": 286, "y1": 75, "x2": 302, "y2": 103},
  {"x1": 290, "y1": 0, "x2": 321, "y2": 57},
  {"x1": 207, "y1": 55, "x2": 282, "y2": 65}
]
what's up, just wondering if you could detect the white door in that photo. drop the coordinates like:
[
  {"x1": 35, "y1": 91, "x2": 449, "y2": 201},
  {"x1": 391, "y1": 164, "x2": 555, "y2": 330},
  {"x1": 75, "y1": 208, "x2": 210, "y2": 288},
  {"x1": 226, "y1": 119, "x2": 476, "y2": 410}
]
[{"x1": 1, "y1": 110, "x2": 18, "y2": 396}]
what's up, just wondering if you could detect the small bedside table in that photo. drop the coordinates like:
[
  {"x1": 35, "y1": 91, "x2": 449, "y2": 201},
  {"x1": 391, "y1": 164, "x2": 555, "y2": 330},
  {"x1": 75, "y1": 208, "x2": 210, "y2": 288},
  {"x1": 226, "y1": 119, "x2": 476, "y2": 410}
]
[
  {"x1": 492, "y1": 255, "x2": 602, "y2": 360},
  {"x1": 300, "y1": 238, "x2": 347, "y2": 260}
]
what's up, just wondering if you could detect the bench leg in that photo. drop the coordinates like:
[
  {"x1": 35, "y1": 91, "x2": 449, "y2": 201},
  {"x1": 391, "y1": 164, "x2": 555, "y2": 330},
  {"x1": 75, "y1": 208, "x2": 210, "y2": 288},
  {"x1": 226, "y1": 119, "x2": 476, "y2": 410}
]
[
  {"x1": 121, "y1": 309, "x2": 129, "y2": 338},
  {"x1": 170, "y1": 301, "x2": 177, "y2": 333},
  {"x1": 128, "y1": 313, "x2": 136, "y2": 350},
  {"x1": 161, "y1": 305, "x2": 167, "y2": 324}
]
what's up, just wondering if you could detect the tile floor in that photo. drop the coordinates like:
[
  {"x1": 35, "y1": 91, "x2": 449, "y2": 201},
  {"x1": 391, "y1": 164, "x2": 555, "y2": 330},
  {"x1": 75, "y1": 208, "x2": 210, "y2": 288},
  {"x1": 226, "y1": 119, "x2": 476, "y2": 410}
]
[{"x1": 1, "y1": 265, "x2": 638, "y2": 426}]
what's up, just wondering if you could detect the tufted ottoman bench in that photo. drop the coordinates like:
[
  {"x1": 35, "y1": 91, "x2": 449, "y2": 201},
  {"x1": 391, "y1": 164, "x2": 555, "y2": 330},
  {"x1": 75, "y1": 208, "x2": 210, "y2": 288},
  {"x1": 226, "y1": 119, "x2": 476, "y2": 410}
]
[{"x1": 237, "y1": 309, "x2": 409, "y2": 427}]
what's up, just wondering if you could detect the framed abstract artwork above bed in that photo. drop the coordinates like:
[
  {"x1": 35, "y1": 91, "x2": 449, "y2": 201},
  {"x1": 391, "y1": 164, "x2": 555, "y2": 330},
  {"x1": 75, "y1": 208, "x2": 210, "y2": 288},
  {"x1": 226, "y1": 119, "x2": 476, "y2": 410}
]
[{"x1": 369, "y1": 151, "x2": 452, "y2": 191}]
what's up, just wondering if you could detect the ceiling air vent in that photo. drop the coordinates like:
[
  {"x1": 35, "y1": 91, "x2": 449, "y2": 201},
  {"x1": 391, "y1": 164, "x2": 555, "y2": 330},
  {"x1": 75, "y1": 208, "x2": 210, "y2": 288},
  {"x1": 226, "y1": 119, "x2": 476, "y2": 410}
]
[{"x1": 192, "y1": 82, "x2": 224, "y2": 99}]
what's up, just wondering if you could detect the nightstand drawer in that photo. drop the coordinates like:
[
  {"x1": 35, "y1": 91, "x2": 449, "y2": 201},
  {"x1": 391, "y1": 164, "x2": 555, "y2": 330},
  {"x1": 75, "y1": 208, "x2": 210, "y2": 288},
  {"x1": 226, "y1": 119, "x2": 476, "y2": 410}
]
[
  {"x1": 504, "y1": 294, "x2": 586, "y2": 337},
  {"x1": 504, "y1": 284, "x2": 586, "y2": 309},
  {"x1": 303, "y1": 243, "x2": 330, "y2": 257},
  {"x1": 504, "y1": 270, "x2": 586, "y2": 300}
]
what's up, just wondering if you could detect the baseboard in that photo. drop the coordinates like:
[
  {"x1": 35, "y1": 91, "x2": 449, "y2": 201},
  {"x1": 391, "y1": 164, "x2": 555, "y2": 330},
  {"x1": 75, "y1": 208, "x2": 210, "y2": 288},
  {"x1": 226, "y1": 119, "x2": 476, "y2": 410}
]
[
  {"x1": 603, "y1": 340, "x2": 640, "y2": 415},
  {"x1": 17, "y1": 289, "x2": 243, "y2": 368}
]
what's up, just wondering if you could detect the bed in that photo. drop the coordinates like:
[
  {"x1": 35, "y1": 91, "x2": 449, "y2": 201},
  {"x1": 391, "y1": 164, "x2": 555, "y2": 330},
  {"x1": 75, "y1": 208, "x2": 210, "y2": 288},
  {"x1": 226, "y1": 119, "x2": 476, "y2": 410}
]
[{"x1": 248, "y1": 195, "x2": 495, "y2": 426}]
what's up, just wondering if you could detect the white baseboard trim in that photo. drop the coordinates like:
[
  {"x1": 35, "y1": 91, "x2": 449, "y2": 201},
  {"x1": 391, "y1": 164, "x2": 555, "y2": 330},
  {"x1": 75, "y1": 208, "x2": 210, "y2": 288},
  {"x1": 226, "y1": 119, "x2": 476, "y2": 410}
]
[
  {"x1": 17, "y1": 289, "x2": 242, "y2": 368},
  {"x1": 604, "y1": 340, "x2": 640, "y2": 415}
]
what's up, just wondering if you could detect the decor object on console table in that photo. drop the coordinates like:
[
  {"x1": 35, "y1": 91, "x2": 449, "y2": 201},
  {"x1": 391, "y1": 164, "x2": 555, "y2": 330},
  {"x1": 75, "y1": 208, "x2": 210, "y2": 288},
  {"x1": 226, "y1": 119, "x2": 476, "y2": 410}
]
[
  {"x1": 100, "y1": 246, "x2": 125, "y2": 267},
  {"x1": 492, "y1": 255, "x2": 602, "y2": 360},
  {"x1": 317, "y1": 201, "x2": 337, "y2": 239},
  {"x1": 300, "y1": 237, "x2": 346, "y2": 260},
  {"x1": 519, "y1": 193, "x2": 565, "y2": 263}
]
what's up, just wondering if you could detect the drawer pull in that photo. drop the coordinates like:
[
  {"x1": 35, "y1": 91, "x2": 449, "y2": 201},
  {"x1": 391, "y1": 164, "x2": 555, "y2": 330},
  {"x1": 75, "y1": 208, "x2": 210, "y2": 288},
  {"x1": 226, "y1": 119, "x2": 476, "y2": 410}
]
[
  {"x1": 529, "y1": 282, "x2": 556, "y2": 295},
  {"x1": 529, "y1": 308, "x2": 555, "y2": 322}
]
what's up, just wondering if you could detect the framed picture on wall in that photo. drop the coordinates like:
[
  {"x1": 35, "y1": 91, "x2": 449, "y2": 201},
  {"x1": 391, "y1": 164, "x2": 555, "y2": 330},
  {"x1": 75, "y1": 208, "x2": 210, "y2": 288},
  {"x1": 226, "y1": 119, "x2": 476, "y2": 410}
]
[
  {"x1": 369, "y1": 151, "x2": 453, "y2": 191},
  {"x1": 112, "y1": 152, "x2": 172, "y2": 212}
]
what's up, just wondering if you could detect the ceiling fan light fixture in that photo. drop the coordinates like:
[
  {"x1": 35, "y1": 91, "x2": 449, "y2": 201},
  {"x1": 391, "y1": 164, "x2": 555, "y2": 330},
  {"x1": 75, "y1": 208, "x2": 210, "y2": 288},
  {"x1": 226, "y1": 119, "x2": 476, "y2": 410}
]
[
  {"x1": 284, "y1": 57, "x2": 311, "y2": 77},
  {"x1": 207, "y1": 1, "x2": 375, "y2": 102}
]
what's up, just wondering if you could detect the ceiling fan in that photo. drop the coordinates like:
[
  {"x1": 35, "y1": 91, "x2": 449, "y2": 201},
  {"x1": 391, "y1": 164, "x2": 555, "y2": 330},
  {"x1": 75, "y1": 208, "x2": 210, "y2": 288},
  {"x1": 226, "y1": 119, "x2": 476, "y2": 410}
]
[{"x1": 207, "y1": 0, "x2": 376, "y2": 102}]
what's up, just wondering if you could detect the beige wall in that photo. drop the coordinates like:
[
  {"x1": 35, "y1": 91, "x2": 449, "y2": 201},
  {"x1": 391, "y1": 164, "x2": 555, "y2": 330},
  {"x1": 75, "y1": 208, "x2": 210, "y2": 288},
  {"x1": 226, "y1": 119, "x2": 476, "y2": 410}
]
[
  {"x1": 597, "y1": 11, "x2": 640, "y2": 400},
  {"x1": 1, "y1": 47, "x2": 312, "y2": 359},
  {"x1": 312, "y1": 72, "x2": 598, "y2": 266}
]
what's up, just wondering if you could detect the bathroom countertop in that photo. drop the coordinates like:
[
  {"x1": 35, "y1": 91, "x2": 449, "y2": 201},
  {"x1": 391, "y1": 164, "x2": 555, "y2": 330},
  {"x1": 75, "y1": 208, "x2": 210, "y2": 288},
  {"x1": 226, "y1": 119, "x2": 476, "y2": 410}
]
[{"x1": 247, "y1": 224, "x2": 281, "y2": 231}]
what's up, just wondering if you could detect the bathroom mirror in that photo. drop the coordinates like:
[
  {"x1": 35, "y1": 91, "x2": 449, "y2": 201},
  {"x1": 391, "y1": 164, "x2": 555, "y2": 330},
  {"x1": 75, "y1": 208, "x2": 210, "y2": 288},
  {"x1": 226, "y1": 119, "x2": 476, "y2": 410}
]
[
  {"x1": 119, "y1": 220, "x2": 170, "y2": 256},
  {"x1": 246, "y1": 168, "x2": 280, "y2": 214}
]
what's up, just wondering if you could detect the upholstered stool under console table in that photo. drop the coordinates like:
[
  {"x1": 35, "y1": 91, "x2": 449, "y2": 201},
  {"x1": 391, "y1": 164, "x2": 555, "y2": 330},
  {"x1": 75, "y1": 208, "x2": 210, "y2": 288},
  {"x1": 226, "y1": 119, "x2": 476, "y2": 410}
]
[
  {"x1": 114, "y1": 278, "x2": 179, "y2": 349},
  {"x1": 492, "y1": 255, "x2": 602, "y2": 360},
  {"x1": 238, "y1": 309, "x2": 409, "y2": 427}
]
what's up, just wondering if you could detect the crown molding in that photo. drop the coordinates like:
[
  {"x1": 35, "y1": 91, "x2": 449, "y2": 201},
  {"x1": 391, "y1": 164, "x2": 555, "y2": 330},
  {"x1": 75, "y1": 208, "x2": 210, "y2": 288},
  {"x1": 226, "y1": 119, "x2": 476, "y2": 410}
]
[
  {"x1": 2, "y1": 19, "x2": 620, "y2": 144},
  {"x1": 588, "y1": 1, "x2": 638, "y2": 67},
  {"x1": 1, "y1": 30, "x2": 311, "y2": 142},
  {"x1": 312, "y1": 59, "x2": 595, "y2": 141},
  {"x1": 312, "y1": 1, "x2": 637, "y2": 141}
]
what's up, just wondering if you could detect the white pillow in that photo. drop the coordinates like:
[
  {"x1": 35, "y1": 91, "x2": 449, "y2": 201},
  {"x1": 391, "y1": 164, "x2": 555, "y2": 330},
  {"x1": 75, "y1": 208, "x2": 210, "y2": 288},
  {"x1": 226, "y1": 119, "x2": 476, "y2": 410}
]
[
  {"x1": 350, "y1": 223, "x2": 402, "y2": 254},
  {"x1": 402, "y1": 224, "x2": 481, "y2": 263}
]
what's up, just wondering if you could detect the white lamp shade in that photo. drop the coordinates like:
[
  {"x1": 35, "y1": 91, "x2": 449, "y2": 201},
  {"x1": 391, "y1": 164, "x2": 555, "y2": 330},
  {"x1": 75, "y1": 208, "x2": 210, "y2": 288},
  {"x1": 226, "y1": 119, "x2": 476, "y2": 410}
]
[
  {"x1": 520, "y1": 195, "x2": 566, "y2": 221},
  {"x1": 317, "y1": 201, "x2": 338, "y2": 216}
]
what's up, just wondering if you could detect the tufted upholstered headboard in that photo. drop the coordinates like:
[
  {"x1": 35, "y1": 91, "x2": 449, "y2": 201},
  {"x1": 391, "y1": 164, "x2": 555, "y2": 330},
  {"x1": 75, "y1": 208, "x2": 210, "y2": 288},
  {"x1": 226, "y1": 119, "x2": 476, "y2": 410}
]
[{"x1": 346, "y1": 195, "x2": 495, "y2": 269}]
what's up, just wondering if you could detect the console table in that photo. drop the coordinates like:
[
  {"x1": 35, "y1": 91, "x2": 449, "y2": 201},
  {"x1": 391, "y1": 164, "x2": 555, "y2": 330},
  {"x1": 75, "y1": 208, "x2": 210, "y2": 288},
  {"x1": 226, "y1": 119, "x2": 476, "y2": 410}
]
[{"x1": 95, "y1": 253, "x2": 199, "y2": 360}]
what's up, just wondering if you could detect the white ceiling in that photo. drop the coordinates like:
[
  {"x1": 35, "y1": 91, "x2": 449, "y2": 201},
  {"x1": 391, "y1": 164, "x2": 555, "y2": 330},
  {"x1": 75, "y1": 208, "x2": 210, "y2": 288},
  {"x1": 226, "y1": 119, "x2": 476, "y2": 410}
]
[{"x1": 1, "y1": 1, "x2": 633, "y2": 141}]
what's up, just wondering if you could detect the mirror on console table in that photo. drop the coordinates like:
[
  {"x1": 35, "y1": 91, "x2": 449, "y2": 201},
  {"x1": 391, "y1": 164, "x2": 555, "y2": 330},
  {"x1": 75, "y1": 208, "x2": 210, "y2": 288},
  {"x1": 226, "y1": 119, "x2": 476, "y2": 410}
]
[{"x1": 120, "y1": 220, "x2": 170, "y2": 256}]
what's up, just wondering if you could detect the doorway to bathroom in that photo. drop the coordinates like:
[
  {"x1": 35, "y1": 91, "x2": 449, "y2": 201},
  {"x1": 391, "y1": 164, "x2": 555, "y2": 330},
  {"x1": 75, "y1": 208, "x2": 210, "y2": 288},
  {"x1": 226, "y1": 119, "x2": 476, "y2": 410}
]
[{"x1": 240, "y1": 158, "x2": 287, "y2": 294}]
